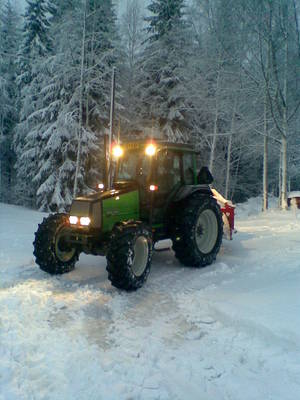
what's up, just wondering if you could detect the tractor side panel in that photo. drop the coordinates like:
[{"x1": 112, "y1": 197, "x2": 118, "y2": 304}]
[{"x1": 102, "y1": 190, "x2": 140, "y2": 232}]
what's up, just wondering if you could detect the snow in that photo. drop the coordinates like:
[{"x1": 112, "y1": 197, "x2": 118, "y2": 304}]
[
  {"x1": 288, "y1": 191, "x2": 300, "y2": 199},
  {"x1": 1, "y1": 200, "x2": 300, "y2": 399}
]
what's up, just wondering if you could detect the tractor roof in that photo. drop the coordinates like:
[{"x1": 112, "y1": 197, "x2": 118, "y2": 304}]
[{"x1": 122, "y1": 139, "x2": 196, "y2": 153}]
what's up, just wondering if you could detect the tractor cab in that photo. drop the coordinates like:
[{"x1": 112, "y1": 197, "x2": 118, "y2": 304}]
[
  {"x1": 114, "y1": 140, "x2": 197, "y2": 188},
  {"x1": 112, "y1": 140, "x2": 200, "y2": 228}
]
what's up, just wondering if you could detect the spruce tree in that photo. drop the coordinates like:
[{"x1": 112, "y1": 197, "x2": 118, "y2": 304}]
[
  {"x1": 34, "y1": 0, "x2": 120, "y2": 211},
  {"x1": 30, "y1": 1, "x2": 84, "y2": 210},
  {"x1": 139, "y1": 0, "x2": 191, "y2": 141},
  {"x1": 14, "y1": 0, "x2": 53, "y2": 207},
  {"x1": 0, "y1": 1, "x2": 20, "y2": 202},
  {"x1": 146, "y1": 0, "x2": 185, "y2": 40},
  {"x1": 118, "y1": 0, "x2": 145, "y2": 136}
]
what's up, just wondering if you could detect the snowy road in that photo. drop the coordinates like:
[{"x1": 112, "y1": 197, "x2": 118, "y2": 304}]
[{"x1": 0, "y1": 201, "x2": 300, "y2": 399}]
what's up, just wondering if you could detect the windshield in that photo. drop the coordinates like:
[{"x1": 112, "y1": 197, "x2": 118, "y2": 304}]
[{"x1": 115, "y1": 150, "x2": 151, "y2": 185}]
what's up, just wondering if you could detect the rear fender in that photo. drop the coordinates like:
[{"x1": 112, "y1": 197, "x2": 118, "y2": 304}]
[
  {"x1": 172, "y1": 185, "x2": 213, "y2": 202},
  {"x1": 166, "y1": 185, "x2": 214, "y2": 236}
]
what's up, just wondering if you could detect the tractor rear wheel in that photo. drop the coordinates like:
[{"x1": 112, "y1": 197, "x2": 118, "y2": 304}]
[
  {"x1": 106, "y1": 222, "x2": 153, "y2": 291},
  {"x1": 172, "y1": 195, "x2": 223, "y2": 267},
  {"x1": 33, "y1": 213, "x2": 78, "y2": 274}
]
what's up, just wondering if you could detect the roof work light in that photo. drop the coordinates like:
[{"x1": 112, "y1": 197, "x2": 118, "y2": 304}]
[
  {"x1": 112, "y1": 144, "x2": 123, "y2": 158},
  {"x1": 145, "y1": 143, "x2": 156, "y2": 156}
]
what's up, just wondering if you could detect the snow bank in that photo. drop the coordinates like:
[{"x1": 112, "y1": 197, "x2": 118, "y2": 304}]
[{"x1": 235, "y1": 195, "x2": 279, "y2": 218}]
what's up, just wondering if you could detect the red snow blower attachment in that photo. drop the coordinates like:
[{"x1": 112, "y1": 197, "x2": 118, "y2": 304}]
[{"x1": 212, "y1": 189, "x2": 236, "y2": 240}]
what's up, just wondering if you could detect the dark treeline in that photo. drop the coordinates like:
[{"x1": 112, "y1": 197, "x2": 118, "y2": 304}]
[{"x1": 0, "y1": 0, "x2": 300, "y2": 211}]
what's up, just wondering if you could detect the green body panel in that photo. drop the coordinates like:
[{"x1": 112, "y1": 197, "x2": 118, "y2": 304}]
[{"x1": 102, "y1": 190, "x2": 140, "y2": 232}]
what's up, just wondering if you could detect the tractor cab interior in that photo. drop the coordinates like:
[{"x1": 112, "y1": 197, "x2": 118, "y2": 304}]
[
  {"x1": 115, "y1": 149, "x2": 152, "y2": 187},
  {"x1": 115, "y1": 147, "x2": 184, "y2": 197}
]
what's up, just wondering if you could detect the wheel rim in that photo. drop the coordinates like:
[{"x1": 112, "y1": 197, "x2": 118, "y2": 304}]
[
  {"x1": 131, "y1": 236, "x2": 149, "y2": 277},
  {"x1": 195, "y1": 209, "x2": 218, "y2": 254},
  {"x1": 55, "y1": 228, "x2": 76, "y2": 262}
]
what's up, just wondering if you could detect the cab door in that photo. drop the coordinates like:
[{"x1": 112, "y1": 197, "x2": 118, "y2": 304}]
[{"x1": 151, "y1": 149, "x2": 183, "y2": 223}]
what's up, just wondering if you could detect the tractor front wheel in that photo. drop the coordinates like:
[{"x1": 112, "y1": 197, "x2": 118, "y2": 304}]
[
  {"x1": 106, "y1": 222, "x2": 153, "y2": 291},
  {"x1": 33, "y1": 213, "x2": 78, "y2": 274}
]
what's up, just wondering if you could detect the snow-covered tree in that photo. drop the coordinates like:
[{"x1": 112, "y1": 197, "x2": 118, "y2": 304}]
[
  {"x1": 14, "y1": 0, "x2": 53, "y2": 206},
  {"x1": 146, "y1": 0, "x2": 185, "y2": 40},
  {"x1": 0, "y1": 1, "x2": 20, "y2": 202},
  {"x1": 118, "y1": 0, "x2": 145, "y2": 135},
  {"x1": 32, "y1": 0, "x2": 120, "y2": 211},
  {"x1": 138, "y1": 0, "x2": 192, "y2": 141}
]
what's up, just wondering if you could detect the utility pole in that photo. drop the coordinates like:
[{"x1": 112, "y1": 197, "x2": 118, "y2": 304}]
[{"x1": 107, "y1": 67, "x2": 116, "y2": 189}]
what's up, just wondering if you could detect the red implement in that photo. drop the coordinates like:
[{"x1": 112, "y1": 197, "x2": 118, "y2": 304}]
[
  {"x1": 221, "y1": 203, "x2": 235, "y2": 240},
  {"x1": 211, "y1": 188, "x2": 236, "y2": 240}
]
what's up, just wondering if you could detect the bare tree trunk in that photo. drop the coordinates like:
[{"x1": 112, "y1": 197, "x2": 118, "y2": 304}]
[
  {"x1": 73, "y1": 0, "x2": 87, "y2": 198},
  {"x1": 278, "y1": 149, "x2": 282, "y2": 208},
  {"x1": 281, "y1": 28, "x2": 288, "y2": 210},
  {"x1": 225, "y1": 134, "x2": 232, "y2": 199},
  {"x1": 230, "y1": 148, "x2": 241, "y2": 201},
  {"x1": 225, "y1": 96, "x2": 237, "y2": 199},
  {"x1": 293, "y1": 0, "x2": 300, "y2": 59},
  {"x1": 209, "y1": 66, "x2": 221, "y2": 174},
  {"x1": 262, "y1": 2, "x2": 274, "y2": 211},
  {"x1": 86, "y1": 0, "x2": 96, "y2": 130},
  {"x1": 0, "y1": 114, "x2": 3, "y2": 200},
  {"x1": 281, "y1": 134, "x2": 288, "y2": 208},
  {"x1": 263, "y1": 85, "x2": 269, "y2": 211},
  {"x1": 263, "y1": 133, "x2": 268, "y2": 211}
]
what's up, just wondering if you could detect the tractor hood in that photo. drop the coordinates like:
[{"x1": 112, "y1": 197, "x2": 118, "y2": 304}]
[
  {"x1": 69, "y1": 182, "x2": 140, "y2": 232},
  {"x1": 73, "y1": 181, "x2": 138, "y2": 203}
]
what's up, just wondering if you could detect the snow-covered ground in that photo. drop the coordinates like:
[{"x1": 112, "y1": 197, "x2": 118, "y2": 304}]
[{"x1": 0, "y1": 199, "x2": 300, "y2": 400}]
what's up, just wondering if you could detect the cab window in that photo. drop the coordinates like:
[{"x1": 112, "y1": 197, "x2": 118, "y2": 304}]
[
  {"x1": 183, "y1": 153, "x2": 194, "y2": 185},
  {"x1": 156, "y1": 150, "x2": 182, "y2": 193}
]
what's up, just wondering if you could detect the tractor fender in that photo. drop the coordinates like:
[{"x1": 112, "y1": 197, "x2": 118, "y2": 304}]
[
  {"x1": 172, "y1": 184, "x2": 213, "y2": 203},
  {"x1": 166, "y1": 184, "x2": 214, "y2": 234}
]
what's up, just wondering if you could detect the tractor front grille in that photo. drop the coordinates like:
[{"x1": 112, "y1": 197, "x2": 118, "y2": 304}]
[
  {"x1": 91, "y1": 202, "x2": 101, "y2": 228},
  {"x1": 70, "y1": 200, "x2": 102, "y2": 228}
]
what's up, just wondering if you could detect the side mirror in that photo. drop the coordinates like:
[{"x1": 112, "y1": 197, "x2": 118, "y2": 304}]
[{"x1": 197, "y1": 166, "x2": 214, "y2": 184}]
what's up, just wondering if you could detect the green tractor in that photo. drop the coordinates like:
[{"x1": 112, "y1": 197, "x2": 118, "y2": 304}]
[{"x1": 33, "y1": 140, "x2": 223, "y2": 290}]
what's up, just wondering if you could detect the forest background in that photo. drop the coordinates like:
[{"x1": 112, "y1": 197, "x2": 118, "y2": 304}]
[{"x1": 1, "y1": 0, "x2": 300, "y2": 211}]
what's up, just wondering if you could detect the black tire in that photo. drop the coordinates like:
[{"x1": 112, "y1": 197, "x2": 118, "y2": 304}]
[
  {"x1": 33, "y1": 213, "x2": 78, "y2": 274},
  {"x1": 106, "y1": 221, "x2": 153, "y2": 291},
  {"x1": 171, "y1": 195, "x2": 223, "y2": 267}
]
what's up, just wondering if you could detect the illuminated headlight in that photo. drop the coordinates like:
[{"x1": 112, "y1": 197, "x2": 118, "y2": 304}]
[
  {"x1": 80, "y1": 217, "x2": 91, "y2": 226},
  {"x1": 69, "y1": 215, "x2": 78, "y2": 224},
  {"x1": 145, "y1": 143, "x2": 156, "y2": 156},
  {"x1": 98, "y1": 183, "x2": 104, "y2": 190}
]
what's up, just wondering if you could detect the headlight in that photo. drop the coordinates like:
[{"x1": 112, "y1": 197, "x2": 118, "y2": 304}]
[
  {"x1": 69, "y1": 216, "x2": 78, "y2": 224},
  {"x1": 80, "y1": 217, "x2": 91, "y2": 226}
]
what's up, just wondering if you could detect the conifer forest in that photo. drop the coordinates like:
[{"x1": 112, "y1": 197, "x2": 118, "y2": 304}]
[{"x1": 1, "y1": 0, "x2": 300, "y2": 211}]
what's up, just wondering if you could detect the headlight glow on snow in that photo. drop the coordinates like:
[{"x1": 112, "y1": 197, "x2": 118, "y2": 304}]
[
  {"x1": 80, "y1": 217, "x2": 91, "y2": 226},
  {"x1": 145, "y1": 143, "x2": 156, "y2": 156},
  {"x1": 112, "y1": 145, "x2": 123, "y2": 158},
  {"x1": 69, "y1": 215, "x2": 78, "y2": 224}
]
